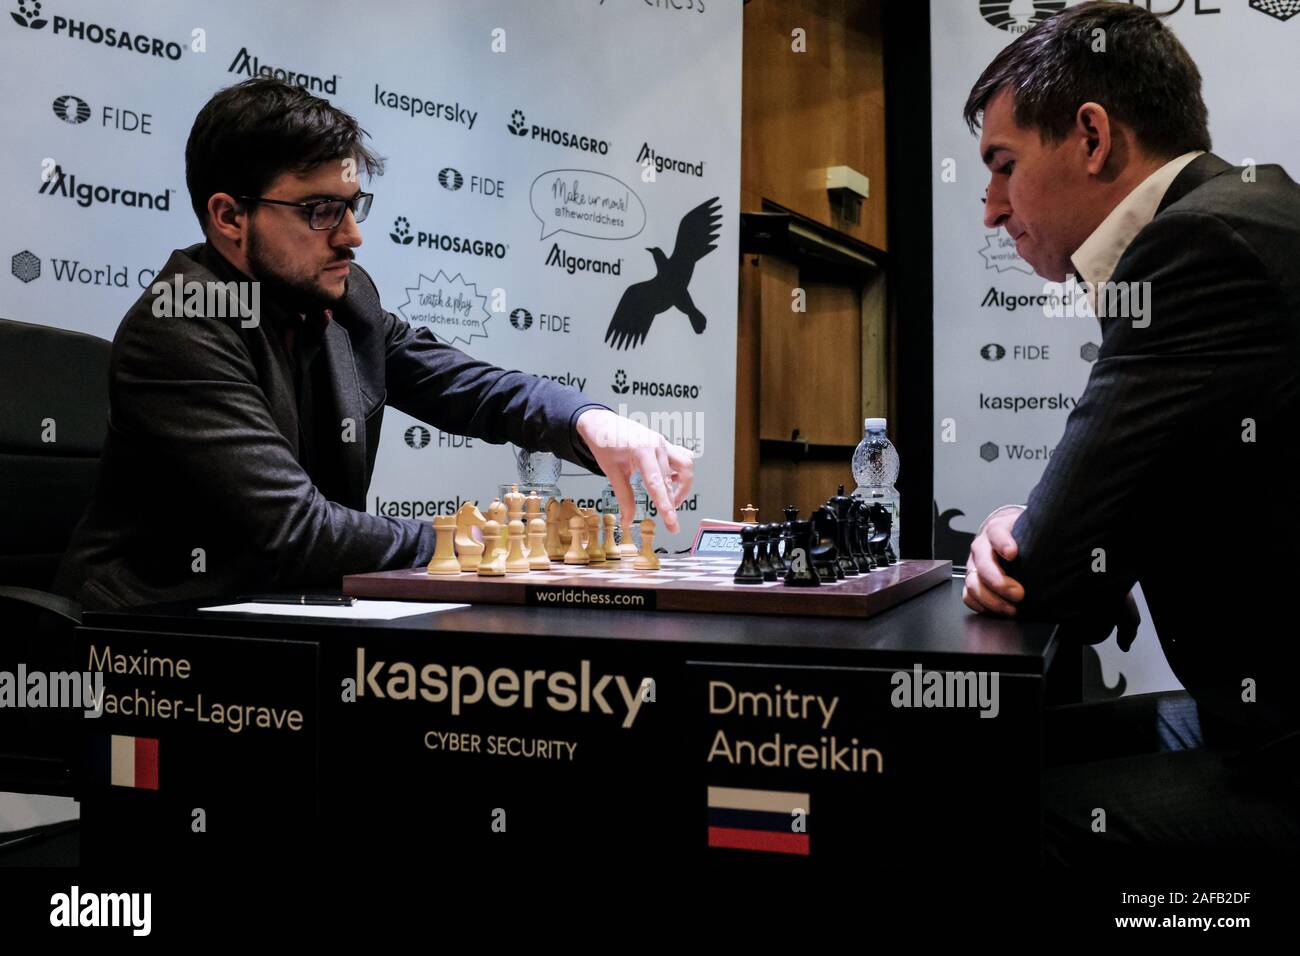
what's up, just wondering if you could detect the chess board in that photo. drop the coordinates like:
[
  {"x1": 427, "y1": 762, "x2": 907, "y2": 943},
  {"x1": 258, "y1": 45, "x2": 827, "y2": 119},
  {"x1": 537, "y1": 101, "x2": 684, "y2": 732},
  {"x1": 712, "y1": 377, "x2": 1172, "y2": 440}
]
[{"x1": 343, "y1": 556, "x2": 952, "y2": 619}]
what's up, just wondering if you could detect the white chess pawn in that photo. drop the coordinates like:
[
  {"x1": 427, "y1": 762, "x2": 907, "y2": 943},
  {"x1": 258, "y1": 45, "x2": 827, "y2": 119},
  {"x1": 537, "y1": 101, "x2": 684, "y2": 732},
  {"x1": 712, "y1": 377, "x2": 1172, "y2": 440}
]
[
  {"x1": 557, "y1": 498, "x2": 580, "y2": 551},
  {"x1": 506, "y1": 519, "x2": 530, "y2": 573},
  {"x1": 524, "y1": 493, "x2": 543, "y2": 558},
  {"x1": 544, "y1": 498, "x2": 565, "y2": 560},
  {"x1": 585, "y1": 512, "x2": 605, "y2": 562},
  {"x1": 564, "y1": 515, "x2": 590, "y2": 564},
  {"x1": 633, "y1": 517, "x2": 660, "y2": 570},
  {"x1": 528, "y1": 515, "x2": 550, "y2": 570},
  {"x1": 494, "y1": 516, "x2": 508, "y2": 559},
  {"x1": 477, "y1": 520, "x2": 506, "y2": 576},
  {"x1": 618, "y1": 519, "x2": 639, "y2": 562},
  {"x1": 601, "y1": 512, "x2": 617, "y2": 559},
  {"x1": 577, "y1": 506, "x2": 593, "y2": 549}
]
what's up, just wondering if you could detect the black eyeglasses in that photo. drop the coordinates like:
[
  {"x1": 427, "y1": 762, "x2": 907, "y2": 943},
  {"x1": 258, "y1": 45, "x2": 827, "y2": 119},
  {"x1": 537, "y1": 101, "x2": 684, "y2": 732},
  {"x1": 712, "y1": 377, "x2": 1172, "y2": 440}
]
[{"x1": 237, "y1": 191, "x2": 373, "y2": 230}]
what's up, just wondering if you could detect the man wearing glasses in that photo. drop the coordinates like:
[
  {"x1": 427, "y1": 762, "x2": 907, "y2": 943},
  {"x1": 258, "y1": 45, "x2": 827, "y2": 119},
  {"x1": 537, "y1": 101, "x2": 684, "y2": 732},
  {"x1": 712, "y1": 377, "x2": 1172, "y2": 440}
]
[{"x1": 55, "y1": 77, "x2": 694, "y2": 610}]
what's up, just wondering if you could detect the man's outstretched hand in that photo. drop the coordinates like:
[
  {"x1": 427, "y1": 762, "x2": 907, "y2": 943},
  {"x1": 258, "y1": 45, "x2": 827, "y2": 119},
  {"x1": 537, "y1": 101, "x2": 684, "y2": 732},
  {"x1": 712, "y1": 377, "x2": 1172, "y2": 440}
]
[
  {"x1": 575, "y1": 408, "x2": 695, "y2": 535},
  {"x1": 962, "y1": 505, "x2": 1025, "y2": 617}
]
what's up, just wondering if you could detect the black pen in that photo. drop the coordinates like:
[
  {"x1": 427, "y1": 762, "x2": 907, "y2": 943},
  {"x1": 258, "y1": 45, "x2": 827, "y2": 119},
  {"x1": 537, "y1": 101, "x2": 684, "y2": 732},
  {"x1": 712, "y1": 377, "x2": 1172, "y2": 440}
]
[{"x1": 240, "y1": 594, "x2": 355, "y2": 606}]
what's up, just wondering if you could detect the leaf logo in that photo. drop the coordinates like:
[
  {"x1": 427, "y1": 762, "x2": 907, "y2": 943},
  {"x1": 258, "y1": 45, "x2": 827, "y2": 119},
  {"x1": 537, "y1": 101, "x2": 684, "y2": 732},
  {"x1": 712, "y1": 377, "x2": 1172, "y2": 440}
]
[
  {"x1": 11, "y1": 0, "x2": 48, "y2": 28},
  {"x1": 390, "y1": 216, "x2": 414, "y2": 245}
]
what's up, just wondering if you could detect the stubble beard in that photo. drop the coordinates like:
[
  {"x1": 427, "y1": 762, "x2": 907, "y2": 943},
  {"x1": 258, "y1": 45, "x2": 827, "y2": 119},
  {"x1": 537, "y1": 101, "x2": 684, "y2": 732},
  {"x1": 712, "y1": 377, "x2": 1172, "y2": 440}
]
[{"x1": 246, "y1": 223, "x2": 347, "y2": 314}]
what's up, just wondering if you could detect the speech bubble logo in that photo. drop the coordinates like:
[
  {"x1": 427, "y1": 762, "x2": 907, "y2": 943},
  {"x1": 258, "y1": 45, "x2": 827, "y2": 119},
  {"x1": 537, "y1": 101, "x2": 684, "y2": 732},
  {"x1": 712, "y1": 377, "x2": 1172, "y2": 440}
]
[
  {"x1": 979, "y1": 232, "x2": 1033, "y2": 274},
  {"x1": 530, "y1": 169, "x2": 646, "y2": 241}
]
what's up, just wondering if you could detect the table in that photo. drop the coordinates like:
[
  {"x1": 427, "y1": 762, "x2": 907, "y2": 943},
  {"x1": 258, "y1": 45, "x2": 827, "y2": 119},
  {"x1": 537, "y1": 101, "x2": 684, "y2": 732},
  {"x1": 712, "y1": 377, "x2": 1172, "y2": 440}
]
[{"x1": 75, "y1": 577, "x2": 1062, "y2": 867}]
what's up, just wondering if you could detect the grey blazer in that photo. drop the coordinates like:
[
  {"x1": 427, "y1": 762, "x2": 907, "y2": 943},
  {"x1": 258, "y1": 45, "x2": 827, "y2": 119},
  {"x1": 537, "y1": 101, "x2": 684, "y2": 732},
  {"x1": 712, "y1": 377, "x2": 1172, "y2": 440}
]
[{"x1": 55, "y1": 242, "x2": 605, "y2": 610}]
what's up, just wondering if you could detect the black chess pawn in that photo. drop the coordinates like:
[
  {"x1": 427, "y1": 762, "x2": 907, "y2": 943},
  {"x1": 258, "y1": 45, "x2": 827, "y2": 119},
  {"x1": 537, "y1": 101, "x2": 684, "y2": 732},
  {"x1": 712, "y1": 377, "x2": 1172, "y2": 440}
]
[
  {"x1": 752, "y1": 524, "x2": 770, "y2": 576},
  {"x1": 733, "y1": 525, "x2": 764, "y2": 584},
  {"x1": 779, "y1": 506, "x2": 799, "y2": 566},
  {"x1": 772, "y1": 522, "x2": 791, "y2": 572},
  {"x1": 757, "y1": 523, "x2": 780, "y2": 581},
  {"x1": 782, "y1": 519, "x2": 820, "y2": 587},
  {"x1": 829, "y1": 511, "x2": 846, "y2": 580}
]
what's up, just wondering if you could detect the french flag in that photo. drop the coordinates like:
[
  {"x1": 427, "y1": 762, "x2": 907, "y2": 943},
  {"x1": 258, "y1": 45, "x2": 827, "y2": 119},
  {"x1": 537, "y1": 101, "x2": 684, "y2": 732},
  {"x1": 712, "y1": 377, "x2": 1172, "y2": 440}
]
[
  {"x1": 707, "y1": 786, "x2": 810, "y2": 855},
  {"x1": 90, "y1": 735, "x2": 159, "y2": 790}
]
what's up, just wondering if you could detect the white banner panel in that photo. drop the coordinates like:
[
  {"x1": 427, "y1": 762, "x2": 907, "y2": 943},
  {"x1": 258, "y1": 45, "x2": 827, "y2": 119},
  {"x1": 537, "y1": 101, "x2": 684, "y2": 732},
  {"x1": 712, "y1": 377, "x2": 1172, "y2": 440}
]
[{"x1": 1, "y1": 0, "x2": 740, "y2": 554}]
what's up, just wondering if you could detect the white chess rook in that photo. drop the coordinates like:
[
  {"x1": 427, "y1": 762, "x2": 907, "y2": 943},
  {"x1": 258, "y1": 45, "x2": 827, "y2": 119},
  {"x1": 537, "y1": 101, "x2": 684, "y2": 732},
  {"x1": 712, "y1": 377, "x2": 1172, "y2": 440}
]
[{"x1": 426, "y1": 514, "x2": 460, "y2": 574}]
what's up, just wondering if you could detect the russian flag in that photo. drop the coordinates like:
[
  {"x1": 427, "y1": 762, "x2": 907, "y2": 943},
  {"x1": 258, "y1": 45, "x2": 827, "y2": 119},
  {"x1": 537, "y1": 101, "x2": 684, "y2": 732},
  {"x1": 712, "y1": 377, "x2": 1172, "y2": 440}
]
[
  {"x1": 90, "y1": 735, "x2": 159, "y2": 790},
  {"x1": 707, "y1": 786, "x2": 810, "y2": 855}
]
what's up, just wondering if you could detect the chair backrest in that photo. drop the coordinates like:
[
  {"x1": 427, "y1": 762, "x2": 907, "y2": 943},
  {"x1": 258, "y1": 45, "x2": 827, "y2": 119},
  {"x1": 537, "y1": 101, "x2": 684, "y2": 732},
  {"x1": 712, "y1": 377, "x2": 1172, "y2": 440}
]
[
  {"x1": 0, "y1": 317, "x2": 111, "y2": 591},
  {"x1": 0, "y1": 317, "x2": 109, "y2": 802}
]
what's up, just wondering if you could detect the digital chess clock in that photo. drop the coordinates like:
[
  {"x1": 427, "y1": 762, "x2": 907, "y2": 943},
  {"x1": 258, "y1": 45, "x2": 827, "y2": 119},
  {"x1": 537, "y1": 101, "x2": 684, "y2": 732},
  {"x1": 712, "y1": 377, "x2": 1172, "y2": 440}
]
[{"x1": 691, "y1": 520, "x2": 750, "y2": 557}]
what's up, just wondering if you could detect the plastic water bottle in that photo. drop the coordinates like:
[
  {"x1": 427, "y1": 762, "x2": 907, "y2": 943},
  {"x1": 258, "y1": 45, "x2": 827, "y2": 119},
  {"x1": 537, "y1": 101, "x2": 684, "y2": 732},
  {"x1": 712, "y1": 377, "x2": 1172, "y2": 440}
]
[{"x1": 851, "y1": 417, "x2": 900, "y2": 558}]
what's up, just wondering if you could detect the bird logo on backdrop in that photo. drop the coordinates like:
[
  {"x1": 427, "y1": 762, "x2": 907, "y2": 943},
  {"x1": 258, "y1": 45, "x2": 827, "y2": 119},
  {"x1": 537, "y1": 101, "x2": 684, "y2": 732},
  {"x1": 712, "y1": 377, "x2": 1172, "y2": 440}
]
[
  {"x1": 934, "y1": 503, "x2": 977, "y2": 566},
  {"x1": 604, "y1": 196, "x2": 721, "y2": 350}
]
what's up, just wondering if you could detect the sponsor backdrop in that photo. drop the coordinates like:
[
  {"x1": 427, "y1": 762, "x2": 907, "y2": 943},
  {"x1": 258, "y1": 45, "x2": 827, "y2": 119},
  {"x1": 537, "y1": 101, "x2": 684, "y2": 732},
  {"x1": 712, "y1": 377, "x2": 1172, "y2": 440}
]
[
  {"x1": 2, "y1": 0, "x2": 739, "y2": 556},
  {"x1": 931, "y1": 0, "x2": 1300, "y2": 694}
]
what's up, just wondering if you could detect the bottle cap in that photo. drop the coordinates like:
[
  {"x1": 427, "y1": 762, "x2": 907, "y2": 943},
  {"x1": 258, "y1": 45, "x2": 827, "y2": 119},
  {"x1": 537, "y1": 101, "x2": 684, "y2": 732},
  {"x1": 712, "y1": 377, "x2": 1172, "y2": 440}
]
[{"x1": 865, "y1": 417, "x2": 887, "y2": 431}]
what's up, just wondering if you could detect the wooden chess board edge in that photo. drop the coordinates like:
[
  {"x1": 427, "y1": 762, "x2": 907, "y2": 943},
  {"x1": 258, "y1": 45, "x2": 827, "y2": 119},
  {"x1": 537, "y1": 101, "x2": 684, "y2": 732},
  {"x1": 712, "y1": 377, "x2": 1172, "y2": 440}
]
[
  {"x1": 343, "y1": 559, "x2": 953, "y2": 620},
  {"x1": 654, "y1": 559, "x2": 952, "y2": 617}
]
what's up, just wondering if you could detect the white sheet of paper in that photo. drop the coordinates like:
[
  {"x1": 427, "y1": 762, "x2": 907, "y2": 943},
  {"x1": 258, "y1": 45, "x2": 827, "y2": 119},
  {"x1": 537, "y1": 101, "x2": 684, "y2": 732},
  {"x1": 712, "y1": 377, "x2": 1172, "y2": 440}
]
[{"x1": 198, "y1": 600, "x2": 470, "y2": 620}]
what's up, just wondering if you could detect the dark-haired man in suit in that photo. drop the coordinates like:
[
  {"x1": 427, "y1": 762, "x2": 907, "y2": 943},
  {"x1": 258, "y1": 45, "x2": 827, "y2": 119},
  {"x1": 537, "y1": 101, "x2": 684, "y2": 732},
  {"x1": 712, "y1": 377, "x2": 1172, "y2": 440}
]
[
  {"x1": 960, "y1": 2, "x2": 1300, "y2": 863},
  {"x1": 56, "y1": 77, "x2": 694, "y2": 611}
]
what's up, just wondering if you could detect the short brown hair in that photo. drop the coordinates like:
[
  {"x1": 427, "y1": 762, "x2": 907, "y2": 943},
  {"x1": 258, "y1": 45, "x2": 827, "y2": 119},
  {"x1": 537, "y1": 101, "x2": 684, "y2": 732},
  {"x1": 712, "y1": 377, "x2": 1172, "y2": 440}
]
[
  {"x1": 963, "y1": 1, "x2": 1211, "y2": 159},
  {"x1": 186, "y1": 77, "x2": 384, "y2": 228}
]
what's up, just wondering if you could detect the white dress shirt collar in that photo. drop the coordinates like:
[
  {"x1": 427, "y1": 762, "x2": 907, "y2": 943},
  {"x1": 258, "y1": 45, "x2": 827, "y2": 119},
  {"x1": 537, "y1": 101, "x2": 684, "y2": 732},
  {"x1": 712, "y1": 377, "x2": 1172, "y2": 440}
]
[{"x1": 1070, "y1": 150, "x2": 1204, "y2": 288}]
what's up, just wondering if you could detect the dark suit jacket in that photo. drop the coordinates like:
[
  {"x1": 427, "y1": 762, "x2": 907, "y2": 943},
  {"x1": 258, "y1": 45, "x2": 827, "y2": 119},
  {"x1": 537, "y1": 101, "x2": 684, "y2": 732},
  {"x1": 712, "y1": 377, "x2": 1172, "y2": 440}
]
[
  {"x1": 55, "y1": 242, "x2": 605, "y2": 611},
  {"x1": 1006, "y1": 153, "x2": 1300, "y2": 738}
]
